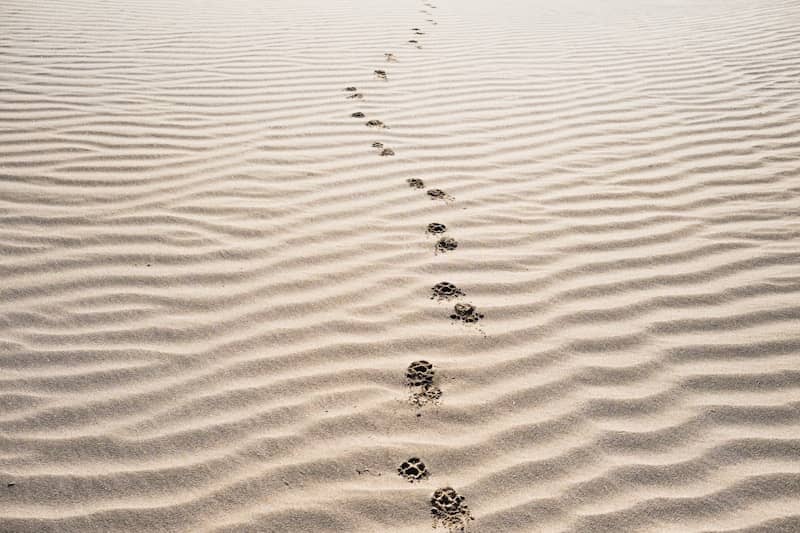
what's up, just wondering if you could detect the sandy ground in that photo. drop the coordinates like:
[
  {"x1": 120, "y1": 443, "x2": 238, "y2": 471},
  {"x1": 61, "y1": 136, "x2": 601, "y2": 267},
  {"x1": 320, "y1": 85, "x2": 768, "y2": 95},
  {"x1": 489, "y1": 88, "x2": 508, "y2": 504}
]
[{"x1": 2, "y1": 0, "x2": 800, "y2": 531}]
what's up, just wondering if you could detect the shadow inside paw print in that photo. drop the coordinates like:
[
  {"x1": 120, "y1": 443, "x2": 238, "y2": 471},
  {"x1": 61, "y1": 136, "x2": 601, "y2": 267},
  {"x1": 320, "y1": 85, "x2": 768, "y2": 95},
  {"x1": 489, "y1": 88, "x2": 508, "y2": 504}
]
[
  {"x1": 427, "y1": 222, "x2": 447, "y2": 235},
  {"x1": 435, "y1": 237, "x2": 458, "y2": 254},
  {"x1": 427, "y1": 189, "x2": 454, "y2": 202},
  {"x1": 407, "y1": 178, "x2": 425, "y2": 189},
  {"x1": 450, "y1": 303, "x2": 484, "y2": 324},
  {"x1": 431, "y1": 281, "x2": 464, "y2": 301},
  {"x1": 398, "y1": 457, "x2": 429, "y2": 483},
  {"x1": 431, "y1": 487, "x2": 474, "y2": 532}
]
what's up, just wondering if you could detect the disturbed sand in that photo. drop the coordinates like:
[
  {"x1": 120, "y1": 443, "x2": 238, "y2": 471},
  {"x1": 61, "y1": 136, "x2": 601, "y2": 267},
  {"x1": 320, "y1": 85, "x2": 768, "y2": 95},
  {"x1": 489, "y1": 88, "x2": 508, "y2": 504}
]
[{"x1": 1, "y1": 0, "x2": 800, "y2": 531}]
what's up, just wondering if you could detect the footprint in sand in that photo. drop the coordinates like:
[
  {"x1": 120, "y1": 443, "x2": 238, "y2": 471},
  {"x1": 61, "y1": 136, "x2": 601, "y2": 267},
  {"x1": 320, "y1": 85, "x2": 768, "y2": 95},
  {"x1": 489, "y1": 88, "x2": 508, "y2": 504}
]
[
  {"x1": 407, "y1": 178, "x2": 425, "y2": 189},
  {"x1": 373, "y1": 142, "x2": 384, "y2": 149},
  {"x1": 366, "y1": 119, "x2": 387, "y2": 128},
  {"x1": 385, "y1": 53, "x2": 398, "y2": 62},
  {"x1": 409, "y1": 39, "x2": 419, "y2": 44},
  {"x1": 380, "y1": 148, "x2": 395, "y2": 156},
  {"x1": 435, "y1": 237, "x2": 458, "y2": 254},
  {"x1": 398, "y1": 457, "x2": 430, "y2": 483},
  {"x1": 374, "y1": 69, "x2": 388, "y2": 80},
  {"x1": 406, "y1": 360, "x2": 442, "y2": 407},
  {"x1": 426, "y1": 222, "x2": 447, "y2": 235},
  {"x1": 345, "y1": 86, "x2": 358, "y2": 92},
  {"x1": 427, "y1": 189, "x2": 455, "y2": 202},
  {"x1": 352, "y1": 112, "x2": 366, "y2": 118},
  {"x1": 347, "y1": 92, "x2": 364, "y2": 99},
  {"x1": 450, "y1": 303, "x2": 484, "y2": 324},
  {"x1": 431, "y1": 487, "x2": 474, "y2": 532},
  {"x1": 431, "y1": 281, "x2": 464, "y2": 301}
]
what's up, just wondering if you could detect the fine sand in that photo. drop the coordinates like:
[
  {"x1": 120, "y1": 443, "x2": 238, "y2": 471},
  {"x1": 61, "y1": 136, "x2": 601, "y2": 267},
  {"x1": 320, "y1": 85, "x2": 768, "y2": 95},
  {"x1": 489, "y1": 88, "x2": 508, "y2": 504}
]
[{"x1": 2, "y1": 0, "x2": 800, "y2": 531}]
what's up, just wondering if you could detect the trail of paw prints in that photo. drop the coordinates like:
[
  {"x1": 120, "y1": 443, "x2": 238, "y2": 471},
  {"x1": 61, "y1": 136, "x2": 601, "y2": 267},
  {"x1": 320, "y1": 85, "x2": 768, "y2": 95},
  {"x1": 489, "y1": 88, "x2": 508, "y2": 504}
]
[
  {"x1": 406, "y1": 360, "x2": 442, "y2": 408},
  {"x1": 398, "y1": 457, "x2": 430, "y2": 483},
  {"x1": 431, "y1": 487, "x2": 474, "y2": 532}
]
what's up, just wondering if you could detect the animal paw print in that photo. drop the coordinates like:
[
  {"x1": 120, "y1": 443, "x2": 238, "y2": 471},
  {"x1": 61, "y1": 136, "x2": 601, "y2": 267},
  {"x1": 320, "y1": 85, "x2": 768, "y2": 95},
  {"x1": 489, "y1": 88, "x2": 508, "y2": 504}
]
[
  {"x1": 431, "y1": 281, "x2": 464, "y2": 301},
  {"x1": 406, "y1": 360, "x2": 442, "y2": 407},
  {"x1": 398, "y1": 457, "x2": 429, "y2": 483},
  {"x1": 374, "y1": 69, "x2": 388, "y2": 80},
  {"x1": 352, "y1": 112, "x2": 365, "y2": 118},
  {"x1": 345, "y1": 86, "x2": 358, "y2": 92},
  {"x1": 381, "y1": 148, "x2": 395, "y2": 156},
  {"x1": 407, "y1": 178, "x2": 425, "y2": 189},
  {"x1": 431, "y1": 487, "x2": 474, "y2": 532},
  {"x1": 385, "y1": 53, "x2": 398, "y2": 62},
  {"x1": 427, "y1": 189, "x2": 454, "y2": 202},
  {"x1": 347, "y1": 92, "x2": 363, "y2": 99},
  {"x1": 366, "y1": 119, "x2": 387, "y2": 128},
  {"x1": 427, "y1": 222, "x2": 447, "y2": 235},
  {"x1": 435, "y1": 237, "x2": 458, "y2": 254},
  {"x1": 450, "y1": 303, "x2": 484, "y2": 324}
]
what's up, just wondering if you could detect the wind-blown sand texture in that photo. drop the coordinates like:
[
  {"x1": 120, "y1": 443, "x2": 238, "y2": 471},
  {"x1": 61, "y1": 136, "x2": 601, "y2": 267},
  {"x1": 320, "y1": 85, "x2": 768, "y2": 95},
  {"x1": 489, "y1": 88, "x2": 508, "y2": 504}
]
[{"x1": 2, "y1": 0, "x2": 800, "y2": 531}]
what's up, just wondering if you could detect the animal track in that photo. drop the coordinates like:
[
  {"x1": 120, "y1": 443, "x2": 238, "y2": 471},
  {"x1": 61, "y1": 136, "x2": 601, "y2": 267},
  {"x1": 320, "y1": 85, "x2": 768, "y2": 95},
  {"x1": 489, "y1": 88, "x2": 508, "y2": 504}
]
[
  {"x1": 366, "y1": 119, "x2": 386, "y2": 128},
  {"x1": 406, "y1": 360, "x2": 434, "y2": 387},
  {"x1": 406, "y1": 360, "x2": 442, "y2": 407},
  {"x1": 347, "y1": 92, "x2": 363, "y2": 99},
  {"x1": 385, "y1": 53, "x2": 398, "y2": 62},
  {"x1": 345, "y1": 86, "x2": 358, "y2": 92},
  {"x1": 398, "y1": 457, "x2": 429, "y2": 483},
  {"x1": 450, "y1": 303, "x2": 484, "y2": 324},
  {"x1": 427, "y1": 222, "x2": 447, "y2": 235},
  {"x1": 351, "y1": 112, "x2": 365, "y2": 118},
  {"x1": 407, "y1": 178, "x2": 425, "y2": 189},
  {"x1": 427, "y1": 189, "x2": 454, "y2": 202},
  {"x1": 431, "y1": 487, "x2": 474, "y2": 532},
  {"x1": 435, "y1": 237, "x2": 458, "y2": 254},
  {"x1": 373, "y1": 142, "x2": 384, "y2": 149},
  {"x1": 431, "y1": 281, "x2": 464, "y2": 300},
  {"x1": 409, "y1": 39, "x2": 419, "y2": 44},
  {"x1": 380, "y1": 148, "x2": 395, "y2": 156},
  {"x1": 374, "y1": 69, "x2": 388, "y2": 80}
]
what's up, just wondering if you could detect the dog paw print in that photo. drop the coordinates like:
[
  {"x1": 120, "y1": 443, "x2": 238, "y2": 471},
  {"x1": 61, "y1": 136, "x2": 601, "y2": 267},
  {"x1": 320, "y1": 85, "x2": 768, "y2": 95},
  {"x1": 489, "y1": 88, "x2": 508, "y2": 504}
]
[
  {"x1": 450, "y1": 303, "x2": 484, "y2": 324},
  {"x1": 366, "y1": 119, "x2": 387, "y2": 128},
  {"x1": 352, "y1": 112, "x2": 365, "y2": 118},
  {"x1": 435, "y1": 237, "x2": 458, "y2": 254},
  {"x1": 407, "y1": 178, "x2": 425, "y2": 189},
  {"x1": 406, "y1": 360, "x2": 442, "y2": 407},
  {"x1": 427, "y1": 189, "x2": 454, "y2": 202},
  {"x1": 374, "y1": 69, "x2": 388, "y2": 80},
  {"x1": 381, "y1": 148, "x2": 395, "y2": 156},
  {"x1": 398, "y1": 457, "x2": 429, "y2": 483},
  {"x1": 431, "y1": 487, "x2": 474, "y2": 532},
  {"x1": 427, "y1": 222, "x2": 447, "y2": 235},
  {"x1": 345, "y1": 86, "x2": 358, "y2": 92},
  {"x1": 431, "y1": 281, "x2": 464, "y2": 301},
  {"x1": 385, "y1": 53, "x2": 398, "y2": 62},
  {"x1": 347, "y1": 92, "x2": 363, "y2": 99}
]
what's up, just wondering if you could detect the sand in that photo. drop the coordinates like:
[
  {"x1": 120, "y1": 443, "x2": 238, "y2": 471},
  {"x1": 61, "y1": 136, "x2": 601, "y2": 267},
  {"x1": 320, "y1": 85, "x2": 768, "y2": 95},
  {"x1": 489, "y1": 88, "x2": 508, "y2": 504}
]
[{"x1": 2, "y1": 0, "x2": 800, "y2": 531}]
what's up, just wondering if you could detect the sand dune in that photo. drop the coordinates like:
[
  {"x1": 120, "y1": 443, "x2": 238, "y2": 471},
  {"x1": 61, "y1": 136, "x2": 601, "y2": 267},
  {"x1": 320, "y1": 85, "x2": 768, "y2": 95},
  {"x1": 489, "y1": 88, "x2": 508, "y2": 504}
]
[{"x1": 2, "y1": 0, "x2": 800, "y2": 531}]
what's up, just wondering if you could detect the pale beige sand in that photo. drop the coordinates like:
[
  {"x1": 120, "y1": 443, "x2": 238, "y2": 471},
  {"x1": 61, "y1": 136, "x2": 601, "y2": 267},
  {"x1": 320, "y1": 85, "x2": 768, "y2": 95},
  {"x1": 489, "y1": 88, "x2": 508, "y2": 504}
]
[{"x1": 2, "y1": 0, "x2": 800, "y2": 531}]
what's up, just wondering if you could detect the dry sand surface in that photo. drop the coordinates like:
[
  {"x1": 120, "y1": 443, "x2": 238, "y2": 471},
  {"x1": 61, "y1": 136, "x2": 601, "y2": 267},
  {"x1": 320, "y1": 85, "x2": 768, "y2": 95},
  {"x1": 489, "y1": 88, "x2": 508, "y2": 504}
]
[{"x1": 2, "y1": 0, "x2": 800, "y2": 531}]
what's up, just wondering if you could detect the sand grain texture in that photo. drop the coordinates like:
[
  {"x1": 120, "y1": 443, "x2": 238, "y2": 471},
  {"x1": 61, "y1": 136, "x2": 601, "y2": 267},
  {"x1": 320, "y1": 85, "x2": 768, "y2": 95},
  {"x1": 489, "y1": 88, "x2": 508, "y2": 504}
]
[{"x1": 1, "y1": 0, "x2": 800, "y2": 531}]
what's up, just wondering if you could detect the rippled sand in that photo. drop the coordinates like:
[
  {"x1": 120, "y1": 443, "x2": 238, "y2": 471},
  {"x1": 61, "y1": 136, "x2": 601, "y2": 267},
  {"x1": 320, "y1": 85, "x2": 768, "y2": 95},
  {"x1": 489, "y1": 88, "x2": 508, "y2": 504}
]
[{"x1": 2, "y1": 0, "x2": 800, "y2": 531}]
